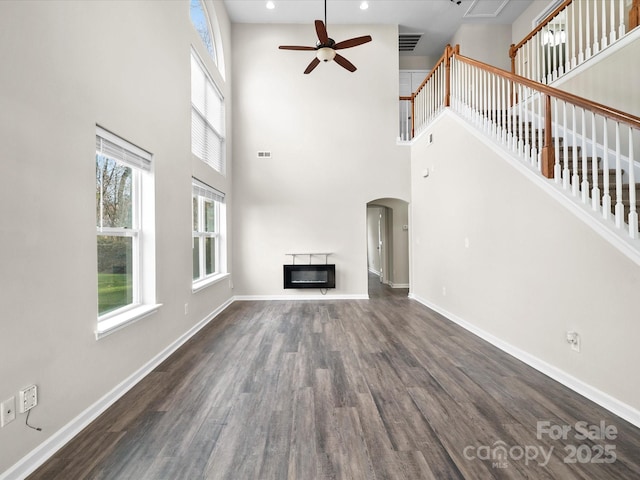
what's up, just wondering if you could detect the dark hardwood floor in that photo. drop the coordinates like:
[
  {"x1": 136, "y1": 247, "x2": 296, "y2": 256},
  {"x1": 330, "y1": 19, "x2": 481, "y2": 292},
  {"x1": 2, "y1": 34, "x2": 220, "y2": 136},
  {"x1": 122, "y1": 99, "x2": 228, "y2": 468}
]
[{"x1": 28, "y1": 276, "x2": 640, "y2": 479}]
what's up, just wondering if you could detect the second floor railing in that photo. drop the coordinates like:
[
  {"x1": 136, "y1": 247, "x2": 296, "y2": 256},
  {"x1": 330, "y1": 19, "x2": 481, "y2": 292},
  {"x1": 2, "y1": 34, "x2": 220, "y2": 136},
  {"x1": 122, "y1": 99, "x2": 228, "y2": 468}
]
[
  {"x1": 399, "y1": 43, "x2": 640, "y2": 242},
  {"x1": 399, "y1": 45, "x2": 456, "y2": 141},
  {"x1": 510, "y1": 0, "x2": 633, "y2": 85}
]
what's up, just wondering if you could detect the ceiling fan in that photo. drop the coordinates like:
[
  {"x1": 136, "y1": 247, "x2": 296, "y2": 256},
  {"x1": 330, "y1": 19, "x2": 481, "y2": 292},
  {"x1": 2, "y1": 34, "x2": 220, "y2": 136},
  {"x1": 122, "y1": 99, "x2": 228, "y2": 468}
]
[{"x1": 278, "y1": 0, "x2": 372, "y2": 74}]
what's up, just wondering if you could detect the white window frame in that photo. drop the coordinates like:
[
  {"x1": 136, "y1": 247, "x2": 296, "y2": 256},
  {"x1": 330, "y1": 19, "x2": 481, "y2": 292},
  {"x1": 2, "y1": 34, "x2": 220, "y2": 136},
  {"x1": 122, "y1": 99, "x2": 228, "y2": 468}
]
[
  {"x1": 189, "y1": 0, "x2": 217, "y2": 65},
  {"x1": 191, "y1": 51, "x2": 226, "y2": 175},
  {"x1": 192, "y1": 178, "x2": 227, "y2": 291},
  {"x1": 95, "y1": 126, "x2": 159, "y2": 339}
]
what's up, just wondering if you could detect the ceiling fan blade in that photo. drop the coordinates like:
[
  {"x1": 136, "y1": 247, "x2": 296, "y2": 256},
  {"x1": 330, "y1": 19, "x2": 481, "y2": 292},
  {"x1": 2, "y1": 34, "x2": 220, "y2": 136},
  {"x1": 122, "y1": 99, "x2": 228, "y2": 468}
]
[
  {"x1": 315, "y1": 20, "x2": 329, "y2": 44},
  {"x1": 304, "y1": 57, "x2": 321, "y2": 74},
  {"x1": 334, "y1": 53, "x2": 357, "y2": 72},
  {"x1": 279, "y1": 45, "x2": 317, "y2": 51},
  {"x1": 333, "y1": 35, "x2": 372, "y2": 50}
]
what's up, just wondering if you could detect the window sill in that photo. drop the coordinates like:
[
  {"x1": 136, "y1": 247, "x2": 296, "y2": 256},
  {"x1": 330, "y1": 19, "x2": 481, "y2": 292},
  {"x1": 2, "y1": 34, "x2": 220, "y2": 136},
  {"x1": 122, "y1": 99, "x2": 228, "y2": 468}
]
[
  {"x1": 95, "y1": 303, "x2": 162, "y2": 340},
  {"x1": 192, "y1": 272, "x2": 230, "y2": 293}
]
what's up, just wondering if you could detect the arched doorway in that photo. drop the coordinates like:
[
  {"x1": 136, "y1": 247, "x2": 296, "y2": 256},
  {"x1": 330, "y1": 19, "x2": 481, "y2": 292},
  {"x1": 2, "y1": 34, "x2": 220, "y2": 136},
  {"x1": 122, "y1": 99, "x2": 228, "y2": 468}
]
[{"x1": 366, "y1": 198, "x2": 410, "y2": 297}]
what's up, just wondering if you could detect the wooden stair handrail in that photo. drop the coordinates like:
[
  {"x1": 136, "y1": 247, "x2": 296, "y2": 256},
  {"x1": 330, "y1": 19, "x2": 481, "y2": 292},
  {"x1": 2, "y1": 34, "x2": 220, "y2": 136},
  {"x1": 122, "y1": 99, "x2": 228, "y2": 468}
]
[
  {"x1": 510, "y1": 0, "x2": 573, "y2": 64},
  {"x1": 455, "y1": 53, "x2": 640, "y2": 131}
]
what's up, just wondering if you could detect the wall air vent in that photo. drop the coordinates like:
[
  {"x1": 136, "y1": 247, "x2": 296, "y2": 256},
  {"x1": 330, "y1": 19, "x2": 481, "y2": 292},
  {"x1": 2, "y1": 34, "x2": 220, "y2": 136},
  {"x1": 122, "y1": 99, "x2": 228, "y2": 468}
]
[
  {"x1": 257, "y1": 151, "x2": 272, "y2": 159},
  {"x1": 398, "y1": 33, "x2": 422, "y2": 52}
]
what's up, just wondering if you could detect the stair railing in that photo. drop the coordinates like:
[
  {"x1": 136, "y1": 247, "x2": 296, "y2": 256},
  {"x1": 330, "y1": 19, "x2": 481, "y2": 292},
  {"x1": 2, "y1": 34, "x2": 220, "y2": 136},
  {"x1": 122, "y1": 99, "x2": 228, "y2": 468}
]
[
  {"x1": 399, "y1": 45, "x2": 457, "y2": 141},
  {"x1": 510, "y1": 0, "x2": 630, "y2": 85},
  {"x1": 451, "y1": 52, "x2": 640, "y2": 239}
]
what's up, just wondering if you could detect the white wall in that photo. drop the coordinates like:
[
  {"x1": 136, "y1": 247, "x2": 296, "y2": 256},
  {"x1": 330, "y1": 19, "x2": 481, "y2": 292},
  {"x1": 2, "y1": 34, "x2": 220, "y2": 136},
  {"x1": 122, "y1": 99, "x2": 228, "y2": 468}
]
[
  {"x1": 410, "y1": 111, "x2": 640, "y2": 416},
  {"x1": 512, "y1": 0, "x2": 552, "y2": 43},
  {"x1": 0, "y1": 0, "x2": 233, "y2": 474},
  {"x1": 553, "y1": 33, "x2": 640, "y2": 117},
  {"x1": 399, "y1": 55, "x2": 440, "y2": 71},
  {"x1": 231, "y1": 24, "x2": 410, "y2": 298},
  {"x1": 450, "y1": 23, "x2": 512, "y2": 70}
]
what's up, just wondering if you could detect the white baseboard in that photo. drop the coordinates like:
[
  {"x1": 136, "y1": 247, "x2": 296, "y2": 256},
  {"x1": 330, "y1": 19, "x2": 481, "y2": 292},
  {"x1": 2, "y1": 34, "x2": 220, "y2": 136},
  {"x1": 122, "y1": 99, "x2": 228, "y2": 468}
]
[
  {"x1": 234, "y1": 294, "x2": 369, "y2": 301},
  {"x1": 389, "y1": 282, "x2": 409, "y2": 289},
  {"x1": 408, "y1": 293, "x2": 640, "y2": 428},
  {"x1": 0, "y1": 297, "x2": 235, "y2": 480}
]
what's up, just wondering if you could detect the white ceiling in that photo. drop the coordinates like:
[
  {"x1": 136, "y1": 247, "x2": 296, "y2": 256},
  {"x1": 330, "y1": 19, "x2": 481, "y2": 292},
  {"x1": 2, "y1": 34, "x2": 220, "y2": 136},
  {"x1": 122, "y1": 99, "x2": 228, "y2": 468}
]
[{"x1": 222, "y1": 0, "x2": 534, "y2": 57}]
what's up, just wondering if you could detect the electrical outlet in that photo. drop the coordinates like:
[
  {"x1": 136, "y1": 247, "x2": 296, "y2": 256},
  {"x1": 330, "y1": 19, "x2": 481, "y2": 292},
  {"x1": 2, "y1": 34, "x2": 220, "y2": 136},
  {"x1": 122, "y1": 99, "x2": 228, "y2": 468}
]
[
  {"x1": 19, "y1": 385, "x2": 38, "y2": 413},
  {"x1": 184, "y1": 303, "x2": 189, "y2": 315},
  {"x1": 1, "y1": 397, "x2": 16, "y2": 427},
  {"x1": 442, "y1": 286, "x2": 447, "y2": 296},
  {"x1": 566, "y1": 331, "x2": 581, "y2": 352}
]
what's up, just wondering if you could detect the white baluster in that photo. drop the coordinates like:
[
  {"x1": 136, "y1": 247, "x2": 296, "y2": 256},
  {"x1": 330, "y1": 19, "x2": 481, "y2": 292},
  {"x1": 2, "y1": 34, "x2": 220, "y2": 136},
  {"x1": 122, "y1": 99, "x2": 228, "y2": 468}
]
[
  {"x1": 618, "y1": 0, "x2": 625, "y2": 41},
  {"x1": 585, "y1": 0, "x2": 592, "y2": 58},
  {"x1": 563, "y1": 101, "x2": 570, "y2": 189},
  {"x1": 572, "y1": 105, "x2": 579, "y2": 196},
  {"x1": 546, "y1": 25, "x2": 552, "y2": 83},
  {"x1": 501, "y1": 77, "x2": 507, "y2": 144},
  {"x1": 602, "y1": 117, "x2": 611, "y2": 220},
  {"x1": 476, "y1": 67, "x2": 481, "y2": 127},
  {"x1": 564, "y1": 8, "x2": 570, "y2": 74},
  {"x1": 491, "y1": 73, "x2": 496, "y2": 137},
  {"x1": 609, "y1": 0, "x2": 617, "y2": 43},
  {"x1": 578, "y1": 0, "x2": 584, "y2": 63},
  {"x1": 552, "y1": 24, "x2": 559, "y2": 81},
  {"x1": 479, "y1": 67, "x2": 483, "y2": 127},
  {"x1": 581, "y1": 109, "x2": 589, "y2": 203},
  {"x1": 615, "y1": 122, "x2": 624, "y2": 228},
  {"x1": 485, "y1": 70, "x2": 490, "y2": 133},
  {"x1": 570, "y1": 2, "x2": 577, "y2": 69},
  {"x1": 539, "y1": 93, "x2": 544, "y2": 173},
  {"x1": 554, "y1": 97, "x2": 561, "y2": 181},
  {"x1": 593, "y1": 0, "x2": 599, "y2": 54},
  {"x1": 515, "y1": 81, "x2": 520, "y2": 154},
  {"x1": 591, "y1": 112, "x2": 600, "y2": 211},
  {"x1": 628, "y1": 127, "x2": 638, "y2": 238},
  {"x1": 525, "y1": 86, "x2": 531, "y2": 162},
  {"x1": 601, "y1": 0, "x2": 607, "y2": 50}
]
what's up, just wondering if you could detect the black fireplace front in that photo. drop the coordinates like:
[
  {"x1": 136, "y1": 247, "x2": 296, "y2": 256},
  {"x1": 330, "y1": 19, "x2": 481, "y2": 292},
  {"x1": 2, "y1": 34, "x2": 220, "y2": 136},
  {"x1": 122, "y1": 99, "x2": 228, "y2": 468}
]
[{"x1": 283, "y1": 264, "x2": 336, "y2": 289}]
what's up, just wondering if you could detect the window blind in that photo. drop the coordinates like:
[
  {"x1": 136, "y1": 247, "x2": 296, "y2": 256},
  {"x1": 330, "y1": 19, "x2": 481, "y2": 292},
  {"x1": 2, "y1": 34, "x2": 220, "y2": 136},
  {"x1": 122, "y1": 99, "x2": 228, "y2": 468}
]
[
  {"x1": 192, "y1": 178, "x2": 225, "y2": 203},
  {"x1": 191, "y1": 53, "x2": 225, "y2": 175},
  {"x1": 96, "y1": 126, "x2": 152, "y2": 171}
]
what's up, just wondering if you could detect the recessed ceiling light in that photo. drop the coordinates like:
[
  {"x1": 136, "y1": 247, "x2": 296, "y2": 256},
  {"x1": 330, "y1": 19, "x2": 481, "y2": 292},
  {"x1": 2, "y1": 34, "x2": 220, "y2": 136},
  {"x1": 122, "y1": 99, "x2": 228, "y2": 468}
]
[
  {"x1": 360, "y1": 1, "x2": 369, "y2": 10},
  {"x1": 266, "y1": 1, "x2": 275, "y2": 9}
]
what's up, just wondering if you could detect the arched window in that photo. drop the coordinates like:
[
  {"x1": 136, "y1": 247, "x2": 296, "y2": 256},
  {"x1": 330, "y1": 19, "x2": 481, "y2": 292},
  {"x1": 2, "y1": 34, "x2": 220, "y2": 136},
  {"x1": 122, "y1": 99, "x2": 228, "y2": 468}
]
[{"x1": 190, "y1": 0, "x2": 216, "y2": 64}]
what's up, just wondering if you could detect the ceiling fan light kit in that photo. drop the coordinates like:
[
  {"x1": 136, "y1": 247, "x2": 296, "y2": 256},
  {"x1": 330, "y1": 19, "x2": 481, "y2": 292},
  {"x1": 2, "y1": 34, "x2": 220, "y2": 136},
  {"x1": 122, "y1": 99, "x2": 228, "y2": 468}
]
[
  {"x1": 316, "y1": 47, "x2": 336, "y2": 62},
  {"x1": 278, "y1": 0, "x2": 372, "y2": 74}
]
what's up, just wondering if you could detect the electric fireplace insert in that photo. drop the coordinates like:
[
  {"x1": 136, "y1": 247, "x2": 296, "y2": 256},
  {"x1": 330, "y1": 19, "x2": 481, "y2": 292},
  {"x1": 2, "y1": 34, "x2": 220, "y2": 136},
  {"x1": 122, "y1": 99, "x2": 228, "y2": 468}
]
[{"x1": 283, "y1": 264, "x2": 336, "y2": 289}]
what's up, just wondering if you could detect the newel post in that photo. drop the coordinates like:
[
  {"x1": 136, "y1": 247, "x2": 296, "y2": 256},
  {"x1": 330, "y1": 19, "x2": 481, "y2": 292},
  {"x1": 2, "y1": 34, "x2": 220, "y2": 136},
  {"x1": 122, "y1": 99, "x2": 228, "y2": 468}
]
[
  {"x1": 541, "y1": 94, "x2": 555, "y2": 178},
  {"x1": 444, "y1": 44, "x2": 452, "y2": 107},
  {"x1": 509, "y1": 43, "x2": 516, "y2": 75},
  {"x1": 631, "y1": 0, "x2": 640, "y2": 30}
]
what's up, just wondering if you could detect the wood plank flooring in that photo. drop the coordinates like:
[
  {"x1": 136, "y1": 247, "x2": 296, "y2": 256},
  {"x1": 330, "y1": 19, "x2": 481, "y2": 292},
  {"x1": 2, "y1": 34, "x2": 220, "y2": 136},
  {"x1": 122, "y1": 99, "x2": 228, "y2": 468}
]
[{"x1": 28, "y1": 277, "x2": 640, "y2": 479}]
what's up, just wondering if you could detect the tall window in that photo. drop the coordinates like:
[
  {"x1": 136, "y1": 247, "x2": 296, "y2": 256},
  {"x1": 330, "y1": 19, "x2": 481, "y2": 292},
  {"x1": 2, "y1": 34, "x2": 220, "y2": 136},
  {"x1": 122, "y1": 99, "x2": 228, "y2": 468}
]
[
  {"x1": 190, "y1": 0, "x2": 216, "y2": 64},
  {"x1": 96, "y1": 127, "x2": 152, "y2": 322},
  {"x1": 191, "y1": 52, "x2": 225, "y2": 175},
  {"x1": 192, "y1": 178, "x2": 226, "y2": 286}
]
